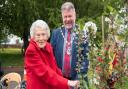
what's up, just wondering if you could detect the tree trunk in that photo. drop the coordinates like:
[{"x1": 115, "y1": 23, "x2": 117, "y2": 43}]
[{"x1": 22, "y1": 29, "x2": 29, "y2": 55}]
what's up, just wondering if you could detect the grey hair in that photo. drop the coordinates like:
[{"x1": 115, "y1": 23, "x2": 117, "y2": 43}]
[
  {"x1": 30, "y1": 20, "x2": 50, "y2": 39},
  {"x1": 61, "y1": 2, "x2": 75, "y2": 12}
]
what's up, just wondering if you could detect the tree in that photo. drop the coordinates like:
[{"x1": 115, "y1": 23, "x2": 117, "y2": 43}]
[{"x1": 0, "y1": 0, "x2": 126, "y2": 53}]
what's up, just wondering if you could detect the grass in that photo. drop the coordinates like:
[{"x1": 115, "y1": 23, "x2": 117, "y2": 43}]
[{"x1": 0, "y1": 48, "x2": 24, "y2": 67}]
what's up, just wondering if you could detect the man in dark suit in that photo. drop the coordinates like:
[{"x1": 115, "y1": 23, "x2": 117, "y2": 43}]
[{"x1": 50, "y1": 2, "x2": 89, "y2": 84}]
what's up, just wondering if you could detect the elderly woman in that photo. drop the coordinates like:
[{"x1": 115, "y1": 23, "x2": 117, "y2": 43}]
[{"x1": 25, "y1": 20, "x2": 79, "y2": 89}]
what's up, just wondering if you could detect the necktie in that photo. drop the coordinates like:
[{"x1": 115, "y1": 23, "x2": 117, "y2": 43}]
[{"x1": 63, "y1": 30, "x2": 71, "y2": 77}]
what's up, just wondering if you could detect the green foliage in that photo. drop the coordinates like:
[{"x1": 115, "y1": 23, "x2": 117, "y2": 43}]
[
  {"x1": 74, "y1": 24, "x2": 88, "y2": 89},
  {"x1": 0, "y1": 0, "x2": 125, "y2": 38}
]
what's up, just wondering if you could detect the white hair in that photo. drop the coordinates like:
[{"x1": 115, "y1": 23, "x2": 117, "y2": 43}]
[
  {"x1": 61, "y1": 2, "x2": 75, "y2": 12},
  {"x1": 30, "y1": 20, "x2": 50, "y2": 38}
]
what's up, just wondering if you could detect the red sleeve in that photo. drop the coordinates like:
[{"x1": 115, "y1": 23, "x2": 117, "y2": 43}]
[{"x1": 25, "y1": 48, "x2": 69, "y2": 89}]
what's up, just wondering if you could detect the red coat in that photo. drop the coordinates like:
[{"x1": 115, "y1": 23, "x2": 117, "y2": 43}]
[{"x1": 25, "y1": 39, "x2": 69, "y2": 89}]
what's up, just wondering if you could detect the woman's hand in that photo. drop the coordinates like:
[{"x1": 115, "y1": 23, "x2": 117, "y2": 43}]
[{"x1": 68, "y1": 80, "x2": 79, "y2": 89}]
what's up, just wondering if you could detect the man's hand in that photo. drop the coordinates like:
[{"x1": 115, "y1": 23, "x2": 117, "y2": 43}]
[{"x1": 68, "y1": 80, "x2": 80, "y2": 89}]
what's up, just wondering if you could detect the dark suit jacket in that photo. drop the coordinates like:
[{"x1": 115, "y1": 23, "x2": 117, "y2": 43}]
[{"x1": 50, "y1": 26, "x2": 89, "y2": 80}]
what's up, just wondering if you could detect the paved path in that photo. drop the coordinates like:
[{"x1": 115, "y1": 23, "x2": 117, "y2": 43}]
[{"x1": 1, "y1": 66, "x2": 24, "y2": 79}]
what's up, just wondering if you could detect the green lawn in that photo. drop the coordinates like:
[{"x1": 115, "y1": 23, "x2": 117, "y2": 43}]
[{"x1": 0, "y1": 48, "x2": 24, "y2": 67}]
